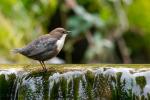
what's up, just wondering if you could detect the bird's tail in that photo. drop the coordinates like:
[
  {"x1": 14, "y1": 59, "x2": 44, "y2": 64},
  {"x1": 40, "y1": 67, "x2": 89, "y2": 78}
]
[{"x1": 10, "y1": 48, "x2": 22, "y2": 54}]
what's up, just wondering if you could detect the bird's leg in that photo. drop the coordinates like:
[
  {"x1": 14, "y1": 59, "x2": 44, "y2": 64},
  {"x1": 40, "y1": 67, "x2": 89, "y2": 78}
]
[
  {"x1": 39, "y1": 61, "x2": 45, "y2": 71},
  {"x1": 41, "y1": 61, "x2": 47, "y2": 72}
]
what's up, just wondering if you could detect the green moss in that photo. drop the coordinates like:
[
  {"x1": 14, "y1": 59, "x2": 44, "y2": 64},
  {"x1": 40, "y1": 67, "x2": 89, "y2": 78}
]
[
  {"x1": 141, "y1": 95, "x2": 146, "y2": 100},
  {"x1": 0, "y1": 74, "x2": 16, "y2": 100},
  {"x1": 148, "y1": 93, "x2": 150, "y2": 99},
  {"x1": 113, "y1": 72, "x2": 123, "y2": 99},
  {"x1": 73, "y1": 76, "x2": 81, "y2": 99},
  {"x1": 49, "y1": 81, "x2": 59, "y2": 99},
  {"x1": 1, "y1": 64, "x2": 150, "y2": 99},
  {"x1": 135, "y1": 76, "x2": 146, "y2": 90},
  {"x1": 111, "y1": 72, "x2": 133, "y2": 100},
  {"x1": 18, "y1": 71, "x2": 53, "y2": 99},
  {"x1": 1, "y1": 64, "x2": 150, "y2": 71},
  {"x1": 93, "y1": 74, "x2": 112, "y2": 99},
  {"x1": 42, "y1": 74, "x2": 50, "y2": 100},
  {"x1": 67, "y1": 78, "x2": 74, "y2": 98},
  {"x1": 84, "y1": 71, "x2": 95, "y2": 99},
  {"x1": 60, "y1": 77, "x2": 67, "y2": 99}
]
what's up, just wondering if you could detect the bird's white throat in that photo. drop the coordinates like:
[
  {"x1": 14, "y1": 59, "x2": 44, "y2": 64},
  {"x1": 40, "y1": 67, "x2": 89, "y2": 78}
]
[{"x1": 56, "y1": 34, "x2": 67, "y2": 52}]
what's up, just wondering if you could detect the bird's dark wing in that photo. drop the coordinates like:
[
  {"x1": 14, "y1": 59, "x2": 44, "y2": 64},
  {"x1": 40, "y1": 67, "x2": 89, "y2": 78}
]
[{"x1": 21, "y1": 35, "x2": 57, "y2": 57}]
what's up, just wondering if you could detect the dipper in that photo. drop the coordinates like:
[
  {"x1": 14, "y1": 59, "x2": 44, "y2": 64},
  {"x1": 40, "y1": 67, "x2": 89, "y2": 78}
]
[{"x1": 12, "y1": 28, "x2": 69, "y2": 71}]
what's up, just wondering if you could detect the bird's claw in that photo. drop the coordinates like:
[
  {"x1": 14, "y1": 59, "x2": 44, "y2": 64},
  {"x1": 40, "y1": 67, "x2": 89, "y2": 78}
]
[{"x1": 42, "y1": 68, "x2": 47, "y2": 72}]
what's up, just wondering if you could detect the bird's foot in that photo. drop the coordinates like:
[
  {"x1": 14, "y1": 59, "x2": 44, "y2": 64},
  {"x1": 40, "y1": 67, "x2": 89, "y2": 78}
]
[{"x1": 43, "y1": 68, "x2": 47, "y2": 72}]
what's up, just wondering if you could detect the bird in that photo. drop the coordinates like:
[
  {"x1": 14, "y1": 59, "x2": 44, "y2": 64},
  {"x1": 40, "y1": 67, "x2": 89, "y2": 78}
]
[{"x1": 12, "y1": 27, "x2": 70, "y2": 71}]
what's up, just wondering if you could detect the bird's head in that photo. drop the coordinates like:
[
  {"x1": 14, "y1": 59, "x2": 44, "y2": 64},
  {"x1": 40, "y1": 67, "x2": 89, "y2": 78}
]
[{"x1": 49, "y1": 28, "x2": 70, "y2": 39}]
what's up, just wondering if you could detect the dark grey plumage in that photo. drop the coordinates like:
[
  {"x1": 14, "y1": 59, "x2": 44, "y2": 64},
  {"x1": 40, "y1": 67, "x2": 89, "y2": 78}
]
[
  {"x1": 13, "y1": 28, "x2": 69, "y2": 71},
  {"x1": 18, "y1": 35, "x2": 58, "y2": 60}
]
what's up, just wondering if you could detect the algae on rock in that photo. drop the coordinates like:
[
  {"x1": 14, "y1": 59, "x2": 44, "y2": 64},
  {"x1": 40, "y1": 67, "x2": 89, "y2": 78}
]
[{"x1": 0, "y1": 64, "x2": 150, "y2": 99}]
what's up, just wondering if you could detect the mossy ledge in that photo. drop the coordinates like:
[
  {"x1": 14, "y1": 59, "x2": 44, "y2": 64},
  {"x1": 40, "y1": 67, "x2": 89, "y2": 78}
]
[
  {"x1": 1, "y1": 64, "x2": 150, "y2": 100},
  {"x1": 1, "y1": 64, "x2": 150, "y2": 70}
]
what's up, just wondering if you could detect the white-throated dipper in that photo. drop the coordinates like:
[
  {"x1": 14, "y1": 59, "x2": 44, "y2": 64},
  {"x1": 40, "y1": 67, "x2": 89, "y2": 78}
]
[{"x1": 12, "y1": 28, "x2": 69, "y2": 71}]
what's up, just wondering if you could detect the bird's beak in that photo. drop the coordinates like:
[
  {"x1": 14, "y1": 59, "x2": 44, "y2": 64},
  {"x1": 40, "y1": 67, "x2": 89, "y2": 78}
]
[{"x1": 66, "y1": 31, "x2": 71, "y2": 35}]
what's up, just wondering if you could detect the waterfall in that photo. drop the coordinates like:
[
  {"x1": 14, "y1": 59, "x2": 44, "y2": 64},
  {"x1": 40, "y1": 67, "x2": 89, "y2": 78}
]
[{"x1": 1, "y1": 67, "x2": 150, "y2": 99}]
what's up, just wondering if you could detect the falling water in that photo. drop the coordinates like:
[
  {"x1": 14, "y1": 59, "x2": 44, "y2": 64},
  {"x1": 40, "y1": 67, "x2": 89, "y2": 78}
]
[{"x1": 1, "y1": 67, "x2": 150, "y2": 99}]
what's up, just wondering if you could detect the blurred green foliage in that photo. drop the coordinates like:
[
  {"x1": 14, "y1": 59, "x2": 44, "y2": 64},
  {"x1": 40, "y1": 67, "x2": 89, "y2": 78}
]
[
  {"x1": 0, "y1": 0, "x2": 150, "y2": 63},
  {"x1": 0, "y1": 0, "x2": 57, "y2": 62}
]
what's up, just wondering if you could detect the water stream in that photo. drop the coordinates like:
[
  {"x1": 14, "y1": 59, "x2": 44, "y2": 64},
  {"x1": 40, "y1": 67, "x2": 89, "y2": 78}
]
[{"x1": 0, "y1": 67, "x2": 150, "y2": 100}]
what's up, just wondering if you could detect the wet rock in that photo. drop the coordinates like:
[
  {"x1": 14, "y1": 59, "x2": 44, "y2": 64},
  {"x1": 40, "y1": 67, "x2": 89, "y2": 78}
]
[{"x1": 0, "y1": 65, "x2": 150, "y2": 99}]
